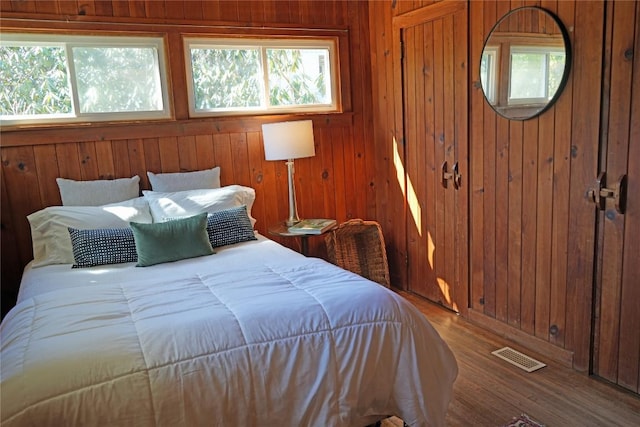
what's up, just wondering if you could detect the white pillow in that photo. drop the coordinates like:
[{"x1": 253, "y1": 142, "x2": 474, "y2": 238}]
[
  {"x1": 147, "y1": 167, "x2": 221, "y2": 192},
  {"x1": 56, "y1": 176, "x2": 140, "y2": 206},
  {"x1": 142, "y1": 185, "x2": 256, "y2": 225},
  {"x1": 27, "y1": 197, "x2": 152, "y2": 267}
]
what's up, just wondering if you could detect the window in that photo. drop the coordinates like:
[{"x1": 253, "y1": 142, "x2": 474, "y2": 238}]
[
  {"x1": 184, "y1": 37, "x2": 339, "y2": 116},
  {"x1": 480, "y1": 46, "x2": 498, "y2": 105},
  {"x1": 508, "y1": 46, "x2": 565, "y2": 105},
  {"x1": 0, "y1": 33, "x2": 170, "y2": 126}
]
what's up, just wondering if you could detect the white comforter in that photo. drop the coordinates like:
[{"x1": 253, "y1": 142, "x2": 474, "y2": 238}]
[{"x1": 1, "y1": 236, "x2": 457, "y2": 427}]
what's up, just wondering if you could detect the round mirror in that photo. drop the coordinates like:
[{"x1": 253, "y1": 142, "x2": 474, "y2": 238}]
[{"x1": 480, "y1": 6, "x2": 571, "y2": 120}]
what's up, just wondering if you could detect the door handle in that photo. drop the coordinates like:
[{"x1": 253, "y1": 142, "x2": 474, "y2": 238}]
[
  {"x1": 588, "y1": 172, "x2": 627, "y2": 214},
  {"x1": 441, "y1": 161, "x2": 462, "y2": 189}
]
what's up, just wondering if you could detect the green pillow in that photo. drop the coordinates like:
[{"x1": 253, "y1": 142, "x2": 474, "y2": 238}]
[{"x1": 130, "y1": 212, "x2": 214, "y2": 267}]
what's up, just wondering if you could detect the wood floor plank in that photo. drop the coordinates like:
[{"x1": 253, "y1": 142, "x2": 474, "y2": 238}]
[{"x1": 382, "y1": 291, "x2": 640, "y2": 427}]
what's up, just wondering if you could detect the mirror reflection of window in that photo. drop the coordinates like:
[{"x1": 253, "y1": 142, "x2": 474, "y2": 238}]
[
  {"x1": 508, "y1": 46, "x2": 566, "y2": 105},
  {"x1": 480, "y1": 47, "x2": 498, "y2": 105}
]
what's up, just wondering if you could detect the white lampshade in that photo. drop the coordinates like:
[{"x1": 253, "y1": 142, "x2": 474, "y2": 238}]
[{"x1": 262, "y1": 120, "x2": 315, "y2": 160}]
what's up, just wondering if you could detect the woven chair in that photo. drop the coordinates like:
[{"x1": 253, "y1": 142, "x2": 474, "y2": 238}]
[{"x1": 324, "y1": 219, "x2": 390, "y2": 288}]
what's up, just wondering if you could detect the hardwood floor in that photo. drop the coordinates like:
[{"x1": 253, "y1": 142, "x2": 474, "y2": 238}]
[{"x1": 384, "y1": 291, "x2": 640, "y2": 427}]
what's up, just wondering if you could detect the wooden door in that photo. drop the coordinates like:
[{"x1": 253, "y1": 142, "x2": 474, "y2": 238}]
[
  {"x1": 593, "y1": 0, "x2": 640, "y2": 394},
  {"x1": 394, "y1": 1, "x2": 468, "y2": 312}
]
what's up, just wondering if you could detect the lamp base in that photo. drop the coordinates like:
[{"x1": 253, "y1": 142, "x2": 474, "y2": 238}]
[
  {"x1": 285, "y1": 159, "x2": 301, "y2": 227},
  {"x1": 285, "y1": 218, "x2": 301, "y2": 227}
]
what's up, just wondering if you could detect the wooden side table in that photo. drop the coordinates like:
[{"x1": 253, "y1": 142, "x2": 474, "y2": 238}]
[{"x1": 267, "y1": 221, "x2": 335, "y2": 256}]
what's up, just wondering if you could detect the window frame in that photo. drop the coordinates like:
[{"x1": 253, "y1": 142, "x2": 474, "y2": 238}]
[
  {"x1": 0, "y1": 32, "x2": 171, "y2": 127},
  {"x1": 480, "y1": 46, "x2": 499, "y2": 105},
  {"x1": 507, "y1": 44, "x2": 565, "y2": 106},
  {"x1": 183, "y1": 36, "x2": 341, "y2": 117}
]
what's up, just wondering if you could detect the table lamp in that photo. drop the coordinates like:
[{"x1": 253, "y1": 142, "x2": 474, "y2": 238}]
[{"x1": 262, "y1": 120, "x2": 315, "y2": 226}]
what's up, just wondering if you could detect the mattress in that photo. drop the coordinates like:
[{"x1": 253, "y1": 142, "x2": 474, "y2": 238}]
[{"x1": 1, "y1": 235, "x2": 457, "y2": 426}]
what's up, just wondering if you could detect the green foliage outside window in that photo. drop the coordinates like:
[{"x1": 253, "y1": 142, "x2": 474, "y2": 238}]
[
  {"x1": 73, "y1": 47, "x2": 163, "y2": 113},
  {"x1": 190, "y1": 48, "x2": 262, "y2": 109},
  {"x1": 0, "y1": 46, "x2": 72, "y2": 115}
]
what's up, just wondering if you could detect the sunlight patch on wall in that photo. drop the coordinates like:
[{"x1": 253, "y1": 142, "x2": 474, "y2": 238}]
[
  {"x1": 427, "y1": 231, "x2": 435, "y2": 269},
  {"x1": 437, "y1": 277, "x2": 452, "y2": 305},
  {"x1": 393, "y1": 136, "x2": 422, "y2": 235}
]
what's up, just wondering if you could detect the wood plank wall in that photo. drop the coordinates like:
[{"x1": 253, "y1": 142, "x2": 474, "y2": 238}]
[
  {"x1": 368, "y1": 0, "x2": 604, "y2": 372},
  {"x1": 0, "y1": 0, "x2": 376, "y2": 314}
]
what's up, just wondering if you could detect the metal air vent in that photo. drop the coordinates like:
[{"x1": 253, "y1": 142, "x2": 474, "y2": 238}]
[{"x1": 492, "y1": 347, "x2": 546, "y2": 372}]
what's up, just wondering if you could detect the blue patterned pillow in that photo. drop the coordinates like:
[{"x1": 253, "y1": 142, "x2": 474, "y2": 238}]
[
  {"x1": 207, "y1": 205, "x2": 257, "y2": 248},
  {"x1": 68, "y1": 227, "x2": 137, "y2": 268}
]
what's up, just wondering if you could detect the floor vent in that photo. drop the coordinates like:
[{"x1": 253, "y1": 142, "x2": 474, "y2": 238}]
[{"x1": 491, "y1": 346, "x2": 546, "y2": 372}]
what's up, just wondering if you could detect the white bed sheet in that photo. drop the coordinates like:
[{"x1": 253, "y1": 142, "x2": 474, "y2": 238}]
[{"x1": 1, "y1": 235, "x2": 457, "y2": 426}]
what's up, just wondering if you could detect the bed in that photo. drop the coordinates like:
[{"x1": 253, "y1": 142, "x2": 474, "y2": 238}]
[{"x1": 0, "y1": 180, "x2": 457, "y2": 427}]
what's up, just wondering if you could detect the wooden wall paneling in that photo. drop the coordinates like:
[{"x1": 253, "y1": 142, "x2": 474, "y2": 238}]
[
  {"x1": 229, "y1": 133, "x2": 250, "y2": 186},
  {"x1": 129, "y1": 1, "x2": 148, "y2": 18},
  {"x1": 77, "y1": 141, "x2": 100, "y2": 180},
  {"x1": 328, "y1": 126, "x2": 347, "y2": 222},
  {"x1": 194, "y1": 134, "x2": 216, "y2": 172},
  {"x1": 142, "y1": 138, "x2": 162, "y2": 183},
  {"x1": 32, "y1": 145, "x2": 61, "y2": 207},
  {"x1": 201, "y1": 1, "x2": 220, "y2": 21},
  {"x1": 507, "y1": 120, "x2": 523, "y2": 328},
  {"x1": 1, "y1": 146, "x2": 41, "y2": 266},
  {"x1": 177, "y1": 135, "x2": 198, "y2": 172},
  {"x1": 218, "y1": 0, "x2": 239, "y2": 22},
  {"x1": 157, "y1": 136, "x2": 180, "y2": 172},
  {"x1": 521, "y1": 117, "x2": 538, "y2": 336},
  {"x1": 442, "y1": 14, "x2": 457, "y2": 310},
  {"x1": 404, "y1": 24, "x2": 421, "y2": 297},
  {"x1": 548, "y1": 0, "x2": 574, "y2": 349},
  {"x1": 0, "y1": 0, "x2": 12, "y2": 13},
  {"x1": 565, "y1": 0, "x2": 604, "y2": 372},
  {"x1": 164, "y1": 0, "x2": 185, "y2": 20},
  {"x1": 617, "y1": 1, "x2": 640, "y2": 394},
  {"x1": 213, "y1": 134, "x2": 233, "y2": 185},
  {"x1": 55, "y1": 143, "x2": 82, "y2": 180},
  {"x1": 432, "y1": 17, "x2": 447, "y2": 307},
  {"x1": 494, "y1": 116, "x2": 510, "y2": 321},
  {"x1": 493, "y1": 0, "x2": 513, "y2": 323},
  {"x1": 469, "y1": 2, "x2": 488, "y2": 315},
  {"x1": 10, "y1": 0, "x2": 36, "y2": 13},
  {"x1": 93, "y1": 140, "x2": 116, "y2": 179},
  {"x1": 184, "y1": 1, "x2": 203, "y2": 20},
  {"x1": 415, "y1": 20, "x2": 431, "y2": 301},
  {"x1": 317, "y1": 128, "x2": 337, "y2": 221},
  {"x1": 167, "y1": 32, "x2": 188, "y2": 120},
  {"x1": 244, "y1": 131, "x2": 266, "y2": 231},
  {"x1": 453, "y1": 5, "x2": 468, "y2": 315},
  {"x1": 388, "y1": 2, "x2": 409, "y2": 290},
  {"x1": 93, "y1": 0, "x2": 114, "y2": 16},
  {"x1": 111, "y1": 0, "x2": 131, "y2": 17},
  {"x1": 534, "y1": 82, "x2": 555, "y2": 341},
  {"x1": 422, "y1": 20, "x2": 438, "y2": 303},
  {"x1": 595, "y1": 0, "x2": 637, "y2": 388},
  {"x1": 143, "y1": 0, "x2": 164, "y2": 19},
  {"x1": 77, "y1": 1, "x2": 96, "y2": 16},
  {"x1": 126, "y1": 138, "x2": 147, "y2": 185},
  {"x1": 35, "y1": 0, "x2": 59, "y2": 14},
  {"x1": 111, "y1": 139, "x2": 132, "y2": 178}
]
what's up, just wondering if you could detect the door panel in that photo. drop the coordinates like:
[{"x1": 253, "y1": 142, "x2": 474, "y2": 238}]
[
  {"x1": 593, "y1": 0, "x2": 640, "y2": 394},
  {"x1": 399, "y1": 2, "x2": 468, "y2": 312}
]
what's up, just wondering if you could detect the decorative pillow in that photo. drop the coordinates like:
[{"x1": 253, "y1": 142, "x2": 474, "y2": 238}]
[
  {"x1": 142, "y1": 185, "x2": 256, "y2": 225},
  {"x1": 147, "y1": 167, "x2": 221, "y2": 192},
  {"x1": 130, "y1": 212, "x2": 214, "y2": 267},
  {"x1": 206, "y1": 205, "x2": 257, "y2": 248},
  {"x1": 27, "y1": 197, "x2": 152, "y2": 267},
  {"x1": 56, "y1": 176, "x2": 140, "y2": 206},
  {"x1": 68, "y1": 227, "x2": 137, "y2": 268}
]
